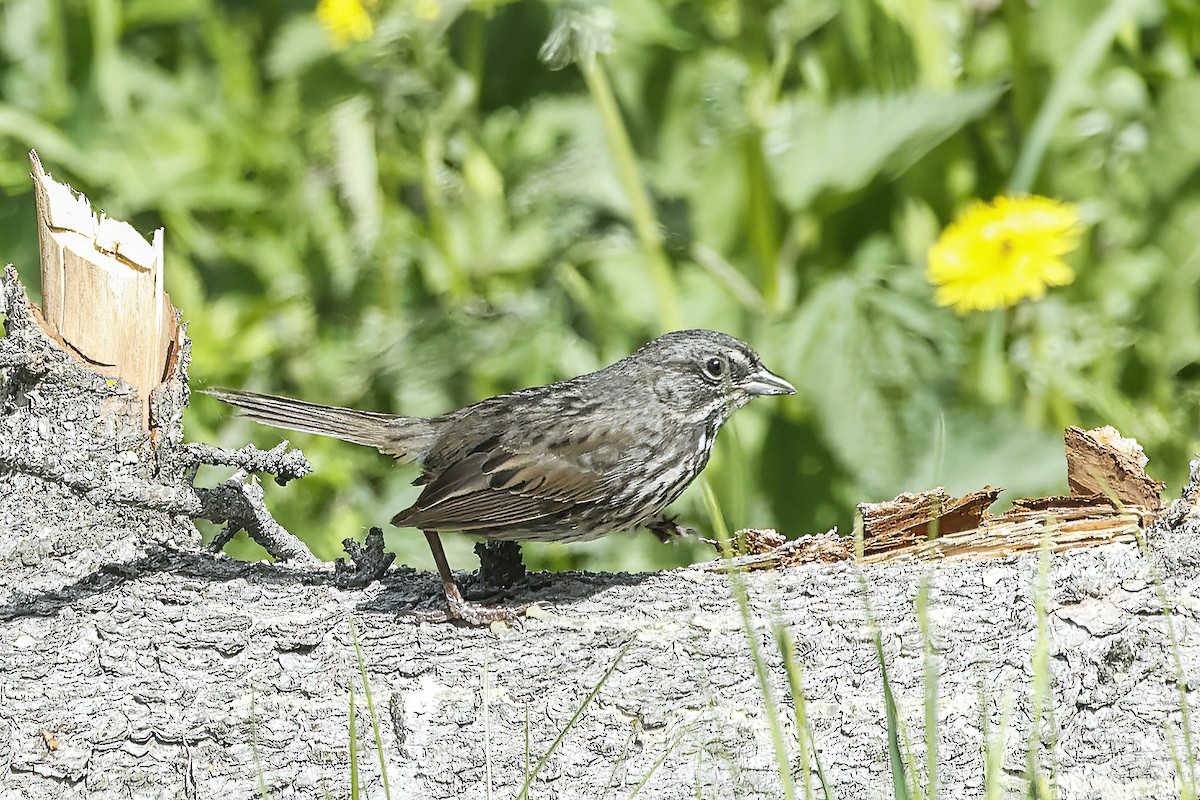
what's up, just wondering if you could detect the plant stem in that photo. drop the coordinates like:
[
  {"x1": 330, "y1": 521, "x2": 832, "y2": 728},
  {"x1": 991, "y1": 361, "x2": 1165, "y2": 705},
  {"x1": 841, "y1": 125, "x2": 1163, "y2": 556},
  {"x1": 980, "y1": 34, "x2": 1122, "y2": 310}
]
[
  {"x1": 1009, "y1": 0, "x2": 1145, "y2": 193},
  {"x1": 917, "y1": 573, "x2": 939, "y2": 799},
  {"x1": 578, "y1": 52, "x2": 681, "y2": 331},
  {"x1": 702, "y1": 482, "x2": 797, "y2": 800}
]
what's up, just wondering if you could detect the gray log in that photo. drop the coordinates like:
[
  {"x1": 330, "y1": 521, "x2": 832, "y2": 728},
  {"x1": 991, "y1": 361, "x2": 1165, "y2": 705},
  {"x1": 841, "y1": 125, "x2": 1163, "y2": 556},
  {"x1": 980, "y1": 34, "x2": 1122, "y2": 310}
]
[{"x1": 3, "y1": 265, "x2": 1200, "y2": 800}]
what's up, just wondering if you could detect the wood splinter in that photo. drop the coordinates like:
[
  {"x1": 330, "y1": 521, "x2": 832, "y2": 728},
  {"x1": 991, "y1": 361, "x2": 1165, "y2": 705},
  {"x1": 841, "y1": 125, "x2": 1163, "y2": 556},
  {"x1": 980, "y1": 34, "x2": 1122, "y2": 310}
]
[
  {"x1": 29, "y1": 150, "x2": 180, "y2": 429},
  {"x1": 1065, "y1": 425, "x2": 1165, "y2": 512}
]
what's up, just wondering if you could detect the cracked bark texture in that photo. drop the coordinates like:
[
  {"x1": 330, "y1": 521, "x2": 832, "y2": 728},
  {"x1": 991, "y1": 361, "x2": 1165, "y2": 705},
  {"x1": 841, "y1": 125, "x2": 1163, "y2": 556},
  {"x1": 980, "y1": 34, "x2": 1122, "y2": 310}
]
[
  {"x1": 4, "y1": 519, "x2": 1200, "y2": 799},
  {"x1": 5, "y1": 263, "x2": 1200, "y2": 798}
]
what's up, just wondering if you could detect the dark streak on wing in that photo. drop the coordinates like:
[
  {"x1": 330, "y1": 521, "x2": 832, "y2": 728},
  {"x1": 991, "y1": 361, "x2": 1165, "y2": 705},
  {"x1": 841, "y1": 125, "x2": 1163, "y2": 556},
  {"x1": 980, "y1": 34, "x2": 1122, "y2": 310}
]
[{"x1": 391, "y1": 429, "x2": 630, "y2": 533}]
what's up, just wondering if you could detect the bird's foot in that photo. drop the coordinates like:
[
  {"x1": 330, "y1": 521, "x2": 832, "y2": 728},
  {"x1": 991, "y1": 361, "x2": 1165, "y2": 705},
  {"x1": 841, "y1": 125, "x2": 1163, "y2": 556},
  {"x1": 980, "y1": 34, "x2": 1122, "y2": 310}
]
[
  {"x1": 416, "y1": 579, "x2": 531, "y2": 626},
  {"x1": 444, "y1": 594, "x2": 532, "y2": 627},
  {"x1": 646, "y1": 514, "x2": 695, "y2": 543}
]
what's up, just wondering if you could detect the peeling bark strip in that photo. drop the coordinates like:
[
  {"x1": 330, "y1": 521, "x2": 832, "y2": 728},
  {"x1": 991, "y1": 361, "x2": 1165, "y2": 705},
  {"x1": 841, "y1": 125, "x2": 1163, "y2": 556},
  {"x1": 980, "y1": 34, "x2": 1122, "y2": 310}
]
[
  {"x1": 1065, "y1": 425, "x2": 1166, "y2": 511},
  {"x1": 859, "y1": 486, "x2": 1003, "y2": 555}
]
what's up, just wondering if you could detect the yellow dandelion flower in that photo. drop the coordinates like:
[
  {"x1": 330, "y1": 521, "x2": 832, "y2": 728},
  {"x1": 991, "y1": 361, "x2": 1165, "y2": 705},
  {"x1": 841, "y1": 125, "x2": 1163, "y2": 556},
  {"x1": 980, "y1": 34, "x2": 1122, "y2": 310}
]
[
  {"x1": 317, "y1": 0, "x2": 374, "y2": 49},
  {"x1": 926, "y1": 195, "x2": 1081, "y2": 314}
]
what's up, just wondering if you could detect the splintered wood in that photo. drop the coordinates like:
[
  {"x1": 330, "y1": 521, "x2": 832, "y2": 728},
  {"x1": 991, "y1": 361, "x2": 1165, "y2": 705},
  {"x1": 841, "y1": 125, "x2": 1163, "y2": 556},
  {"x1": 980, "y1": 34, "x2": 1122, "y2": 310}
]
[
  {"x1": 1064, "y1": 425, "x2": 1165, "y2": 511},
  {"x1": 858, "y1": 499, "x2": 1145, "y2": 563},
  {"x1": 857, "y1": 486, "x2": 1002, "y2": 556},
  {"x1": 29, "y1": 151, "x2": 179, "y2": 428},
  {"x1": 719, "y1": 425, "x2": 1162, "y2": 569},
  {"x1": 694, "y1": 530, "x2": 852, "y2": 572}
]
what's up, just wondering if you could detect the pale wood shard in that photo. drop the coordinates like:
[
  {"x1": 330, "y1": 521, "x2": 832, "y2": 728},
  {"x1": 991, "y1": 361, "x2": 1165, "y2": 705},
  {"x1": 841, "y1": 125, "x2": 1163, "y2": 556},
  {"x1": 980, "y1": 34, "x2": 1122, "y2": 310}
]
[
  {"x1": 861, "y1": 498, "x2": 1144, "y2": 563},
  {"x1": 1065, "y1": 425, "x2": 1165, "y2": 511},
  {"x1": 29, "y1": 151, "x2": 179, "y2": 428},
  {"x1": 858, "y1": 486, "x2": 1002, "y2": 556}
]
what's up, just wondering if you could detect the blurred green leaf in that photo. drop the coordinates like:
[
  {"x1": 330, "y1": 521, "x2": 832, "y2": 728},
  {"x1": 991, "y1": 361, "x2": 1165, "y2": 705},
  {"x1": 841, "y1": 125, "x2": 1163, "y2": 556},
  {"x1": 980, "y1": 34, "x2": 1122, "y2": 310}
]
[
  {"x1": 780, "y1": 239, "x2": 960, "y2": 492},
  {"x1": 331, "y1": 95, "x2": 383, "y2": 254},
  {"x1": 764, "y1": 85, "x2": 1004, "y2": 211},
  {"x1": 1145, "y1": 77, "x2": 1200, "y2": 199}
]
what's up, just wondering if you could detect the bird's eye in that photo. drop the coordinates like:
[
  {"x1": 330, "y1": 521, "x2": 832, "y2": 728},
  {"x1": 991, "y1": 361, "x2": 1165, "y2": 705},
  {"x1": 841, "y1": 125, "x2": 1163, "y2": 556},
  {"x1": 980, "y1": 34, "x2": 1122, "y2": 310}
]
[{"x1": 702, "y1": 357, "x2": 726, "y2": 381}]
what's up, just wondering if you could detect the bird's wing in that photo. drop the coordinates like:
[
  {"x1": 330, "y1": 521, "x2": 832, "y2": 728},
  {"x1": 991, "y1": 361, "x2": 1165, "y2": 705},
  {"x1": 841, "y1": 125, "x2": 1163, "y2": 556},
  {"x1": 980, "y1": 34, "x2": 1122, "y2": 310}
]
[{"x1": 390, "y1": 433, "x2": 627, "y2": 532}]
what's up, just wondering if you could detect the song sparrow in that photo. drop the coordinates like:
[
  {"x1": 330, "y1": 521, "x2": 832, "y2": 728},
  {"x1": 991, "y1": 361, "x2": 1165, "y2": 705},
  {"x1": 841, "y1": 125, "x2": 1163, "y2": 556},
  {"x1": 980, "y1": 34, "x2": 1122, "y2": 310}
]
[{"x1": 207, "y1": 329, "x2": 793, "y2": 625}]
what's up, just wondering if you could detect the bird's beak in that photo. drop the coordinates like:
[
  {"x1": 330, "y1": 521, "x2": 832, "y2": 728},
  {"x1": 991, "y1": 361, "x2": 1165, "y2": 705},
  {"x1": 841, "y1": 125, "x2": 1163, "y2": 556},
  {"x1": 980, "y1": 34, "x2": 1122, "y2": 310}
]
[{"x1": 741, "y1": 367, "x2": 796, "y2": 396}]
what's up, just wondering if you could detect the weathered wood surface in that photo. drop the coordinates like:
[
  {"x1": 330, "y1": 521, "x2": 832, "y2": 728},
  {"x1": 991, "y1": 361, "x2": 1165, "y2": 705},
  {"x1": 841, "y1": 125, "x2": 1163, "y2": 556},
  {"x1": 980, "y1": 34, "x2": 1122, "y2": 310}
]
[{"x1": 3, "y1": 507, "x2": 1200, "y2": 799}]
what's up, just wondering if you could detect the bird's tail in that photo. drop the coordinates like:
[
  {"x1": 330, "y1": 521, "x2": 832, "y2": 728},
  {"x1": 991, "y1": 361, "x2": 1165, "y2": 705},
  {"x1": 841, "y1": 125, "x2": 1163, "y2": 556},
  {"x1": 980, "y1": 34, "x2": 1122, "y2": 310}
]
[{"x1": 204, "y1": 387, "x2": 435, "y2": 460}]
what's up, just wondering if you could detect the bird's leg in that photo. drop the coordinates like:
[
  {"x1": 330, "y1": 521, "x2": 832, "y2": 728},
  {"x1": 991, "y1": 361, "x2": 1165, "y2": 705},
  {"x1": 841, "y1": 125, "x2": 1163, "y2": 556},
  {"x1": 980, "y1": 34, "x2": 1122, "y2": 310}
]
[
  {"x1": 471, "y1": 540, "x2": 526, "y2": 596},
  {"x1": 423, "y1": 532, "x2": 527, "y2": 626}
]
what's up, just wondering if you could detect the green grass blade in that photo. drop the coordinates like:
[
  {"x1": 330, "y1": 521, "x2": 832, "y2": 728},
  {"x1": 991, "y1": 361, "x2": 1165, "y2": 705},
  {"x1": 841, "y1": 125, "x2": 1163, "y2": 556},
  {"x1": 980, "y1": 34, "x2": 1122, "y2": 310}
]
[
  {"x1": 350, "y1": 619, "x2": 392, "y2": 800},
  {"x1": 576, "y1": 52, "x2": 680, "y2": 331},
  {"x1": 701, "y1": 480, "x2": 797, "y2": 800},
  {"x1": 482, "y1": 648, "x2": 493, "y2": 800},
  {"x1": 917, "y1": 573, "x2": 938, "y2": 799},
  {"x1": 627, "y1": 729, "x2": 685, "y2": 799},
  {"x1": 349, "y1": 680, "x2": 361, "y2": 800},
  {"x1": 859, "y1": 573, "x2": 911, "y2": 800},
  {"x1": 1026, "y1": 530, "x2": 1058, "y2": 799},
  {"x1": 981, "y1": 685, "x2": 1013, "y2": 800},
  {"x1": 774, "y1": 619, "x2": 835, "y2": 800},
  {"x1": 603, "y1": 723, "x2": 640, "y2": 796},
  {"x1": 516, "y1": 642, "x2": 631, "y2": 800},
  {"x1": 1008, "y1": 0, "x2": 1147, "y2": 192},
  {"x1": 250, "y1": 687, "x2": 270, "y2": 800},
  {"x1": 1143, "y1": 529, "x2": 1199, "y2": 797}
]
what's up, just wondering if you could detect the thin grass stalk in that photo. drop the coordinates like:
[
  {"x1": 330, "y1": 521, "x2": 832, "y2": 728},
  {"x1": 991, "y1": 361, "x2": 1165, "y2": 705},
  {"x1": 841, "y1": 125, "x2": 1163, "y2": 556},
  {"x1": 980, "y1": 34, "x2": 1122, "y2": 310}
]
[
  {"x1": 1140, "y1": 523, "x2": 1200, "y2": 797},
  {"x1": 482, "y1": 648, "x2": 493, "y2": 800},
  {"x1": 917, "y1": 573, "x2": 939, "y2": 799},
  {"x1": 901, "y1": 724, "x2": 924, "y2": 800},
  {"x1": 858, "y1": 572, "x2": 911, "y2": 800},
  {"x1": 1008, "y1": 0, "x2": 1145, "y2": 193},
  {"x1": 1026, "y1": 530, "x2": 1057, "y2": 799},
  {"x1": 349, "y1": 681, "x2": 361, "y2": 800},
  {"x1": 775, "y1": 620, "x2": 835, "y2": 799},
  {"x1": 420, "y1": 132, "x2": 468, "y2": 296},
  {"x1": 576, "y1": 52, "x2": 681, "y2": 331},
  {"x1": 1166, "y1": 723, "x2": 1197, "y2": 800},
  {"x1": 701, "y1": 480, "x2": 797, "y2": 800},
  {"x1": 516, "y1": 643, "x2": 631, "y2": 800},
  {"x1": 627, "y1": 729, "x2": 685, "y2": 799},
  {"x1": 740, "y1": 135, "x2": 781, "y2": 309},
  {"x1": 772, "y1": 620, "x2": 815, "y2": 800},
  {"x1": 250, "y1": 687, "x2": 270, "y2": 800},
  {"x1": 350, "y1": 620, "x2": 392, "y2": 800},
  {"x1": 981, "y1": 686, "x2": 1014, "y2": 800},
  {"x1": 603, "y1": 723, "x2": 640, "y2": 797}
]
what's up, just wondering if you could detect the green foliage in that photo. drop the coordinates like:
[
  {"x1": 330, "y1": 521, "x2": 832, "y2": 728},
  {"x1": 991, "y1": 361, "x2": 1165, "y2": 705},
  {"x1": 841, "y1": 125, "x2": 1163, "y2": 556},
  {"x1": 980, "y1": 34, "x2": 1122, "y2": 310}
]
[{"x1": 0, "y1": 0, "x2": 1198, "y2": 572}]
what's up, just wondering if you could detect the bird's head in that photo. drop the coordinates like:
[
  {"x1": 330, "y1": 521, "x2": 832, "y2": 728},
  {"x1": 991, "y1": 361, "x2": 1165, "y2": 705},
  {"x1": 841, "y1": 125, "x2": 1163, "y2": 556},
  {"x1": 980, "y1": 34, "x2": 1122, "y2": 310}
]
[{"x1": 632, "y1": 329, "x2": 795, "y2": 424}]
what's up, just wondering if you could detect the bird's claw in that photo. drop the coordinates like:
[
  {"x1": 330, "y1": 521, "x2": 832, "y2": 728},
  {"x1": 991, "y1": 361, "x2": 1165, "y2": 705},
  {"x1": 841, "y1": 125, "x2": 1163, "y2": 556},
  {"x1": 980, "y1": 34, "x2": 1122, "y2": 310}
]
[
  {"x1": 442, "y1": 596, "x2": 532, "y2": 627},
  {"x1": 646, "y1": 514, "x2": 695, "y2": 543}
]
